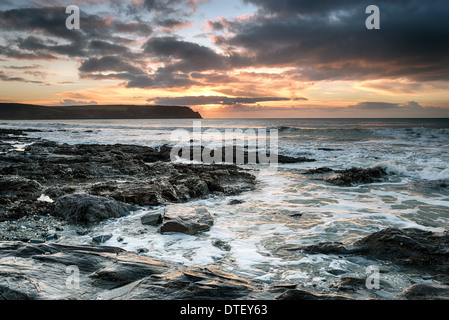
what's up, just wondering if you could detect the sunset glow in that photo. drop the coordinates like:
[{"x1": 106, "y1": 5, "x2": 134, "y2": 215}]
[{"x1": 1, "y1": 0, "x2": 448, "y2": 118}]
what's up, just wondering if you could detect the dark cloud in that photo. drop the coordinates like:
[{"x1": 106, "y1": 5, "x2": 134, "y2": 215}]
[
  {"x1": 143, "y1": 37, "x2": 229, "y2": 73},
  {"x1": 79, "y1": 56, "x2": 143, "y2": 74},
  {"x1": 216, "y1": 0, "x2": 449, "y2": 82},
  {"x1": 89, "y1": 40, "x2": 130, "y2": 55},
  {"x1": 143, "y1": 0, "x2": 200, "y2": 15}
]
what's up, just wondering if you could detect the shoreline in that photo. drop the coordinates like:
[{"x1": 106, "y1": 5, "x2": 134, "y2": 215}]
[{"x1": 1, "y1": 128, "x2": 449, "y2": 300}]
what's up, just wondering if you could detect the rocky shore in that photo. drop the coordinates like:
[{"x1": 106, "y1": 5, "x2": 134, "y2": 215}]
[{"x1": 1, "y1": 128, "x2": 449, "y2": 300}]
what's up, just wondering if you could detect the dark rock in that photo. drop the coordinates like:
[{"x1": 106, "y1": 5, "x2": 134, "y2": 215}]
[
  {"x1": 53, "y1": 194, "x2": 131, "y2": 225},
  {"x1": 289, "y1": 213, "x2": 303, "y2": 218},
  {"x1": 159, "y1": 206, "x2": 214, "y2": 235},
  {"x1": 276, "y1": 289, "x2": 352, "y2": 300},
  {"x1": 297, "y1": 228, "x2": 449, "y2": 272},
  {"x1": 396, "y1": 283, "x2": 449, "y2": 300},
  {"x1": 92, "y1": 234, "x2": 113, "y2": 244},
  {"x1": 336, "y1": 276, "x2": 392, "y2": 292},
  {"x1": 0, "y1": 200, "x2": 54, "y2": 222},
  {"x1": 212, "y1": 239, "x2": 232, "y2": 252},
  {"x1": 140, "y1": 212, "x2": 162, "y2": 226},
  {"x1": 228, "y1": 199, "x2": 244, "y2": 205},
  {"x1": 303, "y1": 167, "x2": 334, "y2": 175},
  {"x1": 326, "y1": 167, "x2": 387, "y2": 186},
  {"x1": 28, "y1": 239, "x2": 46, "y2": 244},
  {"x1": 318, "y1": 148, "x2": 343, "y2": 151},
  {"x1": 303, "y1": 166, "x2": 388, "y2": 186},
  {"x1": 0, "y1": 176, "x2": 41, "y2": 200},
  {"x1": 90, "y1": 162, "x2": 256, "y2": 206},
  {"x1": 45, "y1": 234, "x2": 58, "y2": 241},
  {"x1": 175, "y1": 145, "x2": 315, "y2": 165}
]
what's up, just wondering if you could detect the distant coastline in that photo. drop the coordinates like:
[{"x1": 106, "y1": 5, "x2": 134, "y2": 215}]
[{"x1": 0, "y1": 103, "x2": 202, "y2": 120}]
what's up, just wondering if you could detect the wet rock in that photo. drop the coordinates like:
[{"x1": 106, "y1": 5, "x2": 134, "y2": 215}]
[
  {"x1": 396, "y1": 283, "x2": 449, "y2": 300},
  {"x1": 175, "y1": 145, "x2": 315, "y2": 164},
  {"x1": 336, "y1": 276, "x2": 392, "y2": 292},
  {"x1": 303, "y1": 166, "x2": 388, "y2": 186},
  {"x1": 54, "y1": 194, "x2": 131, "y2": 225},
  {"x1": 0, "y1": 241, "x2": 261, "y2": 300},
  {"x1": 90, "y1": 162, "x2": 256, "y2": 206},
  {"x1": 0, "y1": 176, "x2": 41, "y2": 201},
  {"x1": 303, "y1": 167, "x2": 334, "y2": 175},
  {"x1": 0, "y1": 200, "x2": 54, "y2": 222},
  {"x1": 276, "y1": 289, "x2": 352, "y2": 300},
  {"x1": 327, "y1": 167, "x2": 387, "y2": 186},
  {"x1": 212, "y1": 239, "x2": 232, "y2": 252},
  {"x1": 159, "y1": 206, "x2": 214, "y2": 235},
  {"x1": 297, "y1": 228, "x2": 449, "y2": 272},
  {"x1": 92, "y1": 234, "x2": 113, "y2": 244},
  {"x1": 228, "y1": 199, "x2": 244, "y2": 205},
  {"x1": 140, "y1": 212, "x2": 162, "y2": 226}
]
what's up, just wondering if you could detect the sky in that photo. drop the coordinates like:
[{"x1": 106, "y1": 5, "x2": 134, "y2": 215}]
[{"x1": 0, "y1": 0, "x2": 448, "y2": 118}]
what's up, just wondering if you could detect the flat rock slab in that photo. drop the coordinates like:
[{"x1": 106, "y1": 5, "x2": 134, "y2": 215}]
[
  {"x1": 0, "y1": 241, "x2": 260, "y2": 300},
  {"x1": 159, "y1": 205, "x2": 214, "y2": 235}
]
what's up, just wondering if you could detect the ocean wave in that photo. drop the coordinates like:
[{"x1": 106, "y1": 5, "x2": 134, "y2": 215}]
[
  {"x1": 372, "y1": 127, "x2": 449, "y2": 142},
  {"x1": 373, "y1": 160, "x2": 449, "y2": 182}
]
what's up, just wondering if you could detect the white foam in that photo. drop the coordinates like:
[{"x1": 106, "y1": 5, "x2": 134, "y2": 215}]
[{"x1": 37, "y1": 194, "x2": 54, "y2": 203}]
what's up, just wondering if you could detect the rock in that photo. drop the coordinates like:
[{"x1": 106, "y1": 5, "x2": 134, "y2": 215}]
[
  {"x1": 396, "y1": 283, "x2": 449, "y2": 300},
  {"x1": 276, "y1": 289, "x2": 352, "y2": 300},
  {"x1": 89, "y1": 162, "x2": 256, "y2": 206},
  {"x1": 92, "y1": 234, "x2": 113, "y2": 244},
  {"x1": 212, "y1": 239, "x2": 232, "y2": 252},
  {"x1": 296, "y1": 228, "x2": 449, "y2": 272},
  {"x1": 336, "y1": 276, "x2": 392, "y2": 292},
  {"x1": 303, "y1": 167, "x2": 334, "y2": 175},
  {"x1": 159, "y1": 206, "x2": 214, "y2": 235},
  {"x1": 53, "y1": 194, "x2": 131, "y2": 225},
  {"x1": 0, "y1": 200, "x2": 54, "y2": 222},
  {"x1": 140, "y1": 212, "x2": 162, "y2": 226},
  {"x1": 176, "y1": 145, "x2": 316, "y2": 164},
  {"x1": 303, "y1": 166, "x2": 388, "y2": 186},
  {"x1": 228, "y1": 199, "x2": 244, "y2": 205},
  {"x1": 0, "y1": 176, "x2": 41, "y2": 200},
  {"x1": 0, "y1": 241, "x2": 261, "y2": 300},
  {"x1": 289, "y1": 213, "x2": 303, "y2": 218},
  {"x1": 28, "y1": 239, "x2": 46, "y2": 244}
]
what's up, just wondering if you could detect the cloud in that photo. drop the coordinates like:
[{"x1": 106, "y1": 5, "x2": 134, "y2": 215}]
[
  {"x1": 143, "y1": 36, "x2": 229, "y2": 73},
  {"x1": 212, "y1": 0, "x2": 449, "y2": 82},
  {"x1": 349, "y1": 101, "x2": 425, "y2": 111},
  {"x1": 143, "y1": 0, "x2": 203, "y2": 15},
  {"x1": 0, "y1": 70, "x2": 44, "y2": 84},
  {"x1": 59, "y1": 99, "x2": 98, "y2": 106},
  {"x1": 79, "y1": 56, "x2": 143, "y2": 74},
  {"x1": 152, "y1": 95, "x2": 297, "y2": 106}
]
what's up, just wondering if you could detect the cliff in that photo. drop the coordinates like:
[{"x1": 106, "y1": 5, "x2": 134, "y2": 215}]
[{"x1": 0, "y1": 103, "x2": 202, "y2": 120}]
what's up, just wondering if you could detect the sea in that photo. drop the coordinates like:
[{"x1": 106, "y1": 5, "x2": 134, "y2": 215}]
[{"x1": 2, "y1": 118, "x2": 449, "y2": 298}]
